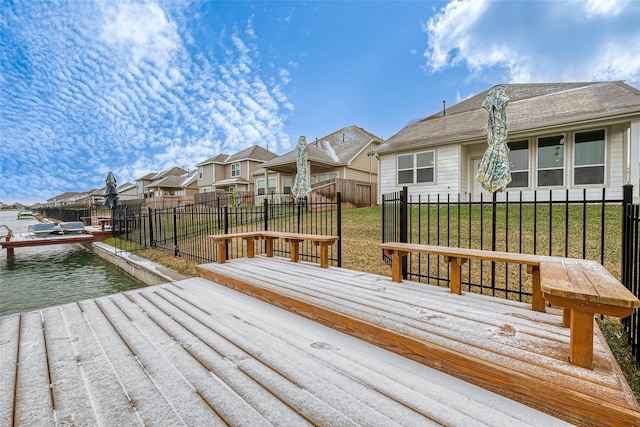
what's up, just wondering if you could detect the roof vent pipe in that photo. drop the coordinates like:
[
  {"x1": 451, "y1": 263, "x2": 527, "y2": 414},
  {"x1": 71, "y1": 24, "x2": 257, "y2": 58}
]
[{"x1": 443, "y1": 100, "x2": 446, "y2": 116}]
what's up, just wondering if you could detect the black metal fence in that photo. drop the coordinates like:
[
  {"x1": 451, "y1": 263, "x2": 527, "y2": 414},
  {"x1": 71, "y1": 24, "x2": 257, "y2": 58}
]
[
  {"x1": 40, "y1": 205, "x2": 109, "y2": 223},
  {"x1": 382, "y1": 188, "x2": 618, "y2": 291},
  {"x1": 111, "y1": 193, "x2": 342, "y2": 267},
  {"x1": 622, "y1": 185, "x2": 640, "y2": 362}
]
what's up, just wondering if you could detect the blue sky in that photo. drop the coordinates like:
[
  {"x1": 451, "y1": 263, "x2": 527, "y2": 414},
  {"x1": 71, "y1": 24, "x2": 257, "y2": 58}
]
[{"x1": 1, "y1": 0, "x2": 640, "y2": 205}]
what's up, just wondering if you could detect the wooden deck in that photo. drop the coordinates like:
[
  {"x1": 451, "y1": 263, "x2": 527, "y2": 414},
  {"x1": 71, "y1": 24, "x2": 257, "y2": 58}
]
[
  {"x1": 197, "y1": 256, "x2": 640, "y2": 426},
  {"x1": 0, "y1": 278, "x2": 571, "y2": 426},
  {"x1": 0, "y1": 229, "x2": 111, "y2": 261}
]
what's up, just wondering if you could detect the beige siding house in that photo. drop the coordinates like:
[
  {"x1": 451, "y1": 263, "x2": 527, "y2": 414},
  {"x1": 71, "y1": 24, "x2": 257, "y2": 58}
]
[
  {"x1": 374, "y1": 81, "x2": 640, "y2": 203},
  {"x1": 135, "y1": 167, "x2": 187, "y2": 200},
  {"x1": 195, "y1": 145, "x2": 278, "y2": 195},
  {"x1": 195, "y1": 153, "x2": 229, "y2": 194},
  {"x1": 258, "y1": 125, "x2": 382, "y2": 196}
]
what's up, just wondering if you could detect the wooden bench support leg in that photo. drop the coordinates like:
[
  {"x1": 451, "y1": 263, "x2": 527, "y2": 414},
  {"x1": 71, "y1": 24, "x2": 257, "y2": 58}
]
[
  {"x1": 317, "y1": 242, "x2": 330, "y2": 268},
  {"x1": 390, "y1": 251, "x2": 406, "y2": 283},
  {"x1": 445, "y1": 256, "x2": 466, "y2": 295},
  {"x1": 264, "y1": 237, "x2": 275, "y2": 257},
  {"x1": 527, "y1": 265, "x2": 545, "y2": 312},
  {"x1": 216, "y1": 242, "x2": 227, "y2": 264},
  {"x1": 563, "y1": 308, "x2": 571, "y2": 328},
  {"x1": 6, "y1": 248, "x2": 14, "y2": 262},
  {"x1": 244, "y1": 237, "x2": 256, "y2": 258},
  {"x1": 569, "y1": 310, "x2": 594, "y2": 369},
  {"x1": 290, "y1": 240, "x2": 301, "y2": 262}
]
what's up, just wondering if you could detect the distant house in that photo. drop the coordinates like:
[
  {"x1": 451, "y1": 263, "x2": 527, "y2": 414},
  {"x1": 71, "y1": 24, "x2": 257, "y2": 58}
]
[
  {"x1": 135, "y1": 167, "x2": 187, "y2": 200},
  {"x1": 195, "y1": 145, "x2": 278, "y2": 195},
  {"x1": 144, "y1": 170, "x2": 199, "y2": 208},
  {"x1": 46, "y1": 192, "x2": 82, "y2": 207},
  {"x1": 374, "y1": 81, "x2": 640, "y2": 203},
  {"x1": 116, "y1": 182, "x2": 138, "y2": 201},
  {"x1": 259, "y1": 125, "x2": 382, "y2": 203},
  {"x1": 195, "y1": 153, "x2": 229, "y2": 194}
]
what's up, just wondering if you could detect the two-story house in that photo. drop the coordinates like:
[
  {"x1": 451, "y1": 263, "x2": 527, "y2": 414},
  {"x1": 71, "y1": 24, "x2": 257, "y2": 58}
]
[
  {"x1": 195, "y1": 145, "x2": 278, "y2": 195},
  {"x1": 135, "y1": 167, "x2": 187, "y2": 200},
  {"x1": 258, "y1": 125, "x2": 382, "y2": 205}
]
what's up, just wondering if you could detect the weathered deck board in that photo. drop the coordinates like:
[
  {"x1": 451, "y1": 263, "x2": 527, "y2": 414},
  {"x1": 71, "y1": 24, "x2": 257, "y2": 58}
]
[
  {"x1": 0, "y1": 276, "x2": 571, "y2": 426},
  {"x1": 197, "y1": 256, "x2": 640, "y2": 426}
]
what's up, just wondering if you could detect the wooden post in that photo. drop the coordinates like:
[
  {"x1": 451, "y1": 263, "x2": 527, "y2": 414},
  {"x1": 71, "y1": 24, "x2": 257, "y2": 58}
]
[
  {"x1": 317, "y1": 242, "x2": 330, "y2": 268},
  {"x1": 243, "y1": 236, "x2": 256, "y2": 258},
  {"x1": 570, "y1": 310, "x2": 594, "y2": 369},
  {"x1": 527, "y1": 265, "x2": 545, "y2": 312},
  {"x1": 6, "y1": 247, "x2": 14, "y2": 262},
  {"x1": 387, "y1": 250, "x2": 407, "y2": 283},
  {"x1": 263, "y1": 236, "x2": 276, "y2": 257},
  {"x1": 217, "y1": 239, "x2": 228, "y2": 264},
  {"x1": 445, "y1": 256, "x2": 466, "y2": 295},
  {"x1": 289, "y1": 239, "x2": 301, "y2": 262}
]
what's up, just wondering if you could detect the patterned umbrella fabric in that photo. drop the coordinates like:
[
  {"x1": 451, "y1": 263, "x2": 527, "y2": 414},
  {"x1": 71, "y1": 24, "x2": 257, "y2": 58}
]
[
  {"x1": 291, "y1": 136, "x2": 310, "y2": 199},
  {"x1": 103, "y1": 171, "x2": 121, "y2": 208},
  {"x1": 476, "y1": 85, "x2": 511, "y2": 193}
]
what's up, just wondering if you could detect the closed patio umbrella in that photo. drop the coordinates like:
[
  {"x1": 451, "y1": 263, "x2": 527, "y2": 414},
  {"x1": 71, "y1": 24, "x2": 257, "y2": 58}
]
[
  {"x1": 476, "y1": 85, "x2": 511, "y2": 192},
  {"x1": 291, "y1": 136, "x2": 310, "y2": 199},
  {"x1": 104, "y1": 171, "x2": 121, "y2": 209}
]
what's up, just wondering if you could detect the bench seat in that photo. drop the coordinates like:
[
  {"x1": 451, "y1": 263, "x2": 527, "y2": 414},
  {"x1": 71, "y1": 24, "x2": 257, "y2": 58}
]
[
  {"x1": 540, "y1": 259, "x2": 640, "y2": 368},
  {"x1": 380, "y1": 242, "x2": 555, "y2": 312},
  {"x1": 209, "y1": 231, "x2": 339, "y2": 268},
  {"x1": 380, "y1": 241, "x2": 640, "y2": 369}
]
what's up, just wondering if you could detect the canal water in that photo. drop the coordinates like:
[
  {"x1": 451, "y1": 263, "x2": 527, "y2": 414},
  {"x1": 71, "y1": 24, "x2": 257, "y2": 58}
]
[{"x1": 0, "y1": 210, "x2": 145, "y2": 317}]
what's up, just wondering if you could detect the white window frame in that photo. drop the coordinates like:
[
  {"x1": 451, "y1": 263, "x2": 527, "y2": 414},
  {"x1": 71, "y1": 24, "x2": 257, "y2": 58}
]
[
  {"x1": 282, "y1": 176, "x2": 292, "y2": 194},
  {"x1": 536, "y1": 135, "x2": 565, "y2": 188},
  {"x1": 397, "y1": 151, "x2": 435, "y2": 185},
  {"x1": 573, "y1": 129, "x2": 606, "y2": 186},
  {"x1": 231, "y1": 163, "x2": 241, "y2": 177},
  {"x1": 507, "y1": 139, "x2": 529, "y2": 189}
]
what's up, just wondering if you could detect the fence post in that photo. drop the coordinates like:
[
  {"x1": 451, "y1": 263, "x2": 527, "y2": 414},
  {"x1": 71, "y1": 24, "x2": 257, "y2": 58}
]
[
  {"x1": 337, "y1": 192, "x2": 342, "y2": 267},
  {"x1": 400, "y1": 186, "x2": 408, "y2": 279},
  {"x1": 173, "y1": 207, "x2": 178, "y2": 256},
  {"x1": 491, "y1": 192, "x2": 497, "y2": 289},
  {"x1": 148, "y1": 207, "x2": 154, "y2": 247},
  {"x1": 263, "y1": 198, "x2": 269, "y2": 231},
  {"x1": 622, "y1": 184, "x2": 633, "y2": 287}
]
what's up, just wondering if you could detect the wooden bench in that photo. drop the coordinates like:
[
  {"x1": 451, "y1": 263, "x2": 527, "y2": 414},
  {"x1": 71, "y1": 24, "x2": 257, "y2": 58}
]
[
  {"x1": 209, "y1": 232, "x2": 263, "y2": 263},
  {"x1": 540, "y1": 259, "x2": 640, "y2": 368},
  {"x1": 380, "y1": 242, "x2": 640, "y2": 369},
  {"x1": 209, "y1": 232, "x2": 339, "y2": 268},
  {"x1": 380, "y1": 242, "x2": 552, "y2": 312},
  {"x1": 261, "y1": 231, "x2": 339, "y2": 268}
]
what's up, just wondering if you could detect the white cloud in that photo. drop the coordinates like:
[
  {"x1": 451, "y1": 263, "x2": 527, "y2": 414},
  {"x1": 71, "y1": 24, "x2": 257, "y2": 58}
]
[
  {"x1": 0, "y1": 1, "x2": 293, "y2": 204},
  {"x1": 582, "y1": 0, "x2": 628, "y2": 17},
  {"x1": 101, "y1": 1, "x2": 180, "y2": 71},
  {"x1": 423, "y1": 0, "x2": 490, "y2": 71},
  {"x1": 423, "y1": 0, "x2": 640, "y2": 84}
]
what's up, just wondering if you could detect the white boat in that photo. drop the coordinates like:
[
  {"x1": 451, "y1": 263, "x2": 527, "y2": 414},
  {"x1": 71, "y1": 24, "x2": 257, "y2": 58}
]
[{"x1": 17, "y1": 211, "x2": 35, "y2": 219}]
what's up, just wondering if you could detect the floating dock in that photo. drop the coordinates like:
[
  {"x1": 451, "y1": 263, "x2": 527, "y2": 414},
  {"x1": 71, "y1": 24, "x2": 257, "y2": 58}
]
[{"x1": 0, "y1": 228, "x2": 112, "y2": 262}]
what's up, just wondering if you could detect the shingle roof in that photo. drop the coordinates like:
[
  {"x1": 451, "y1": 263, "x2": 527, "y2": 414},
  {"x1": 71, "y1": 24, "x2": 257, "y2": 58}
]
[
  {"x1": 137, "y1": 167, "x2": 187, "y2": 182},
  {"x1": 375, "y1": 81, "x2": 640, "y2": 154},
  {"x1": 225, "y1": 145, "x2": 278, "y2": 163},
  {"x1": 195, "y1": 153, "x2": 229, "y2": 166},
  {"x1": 261, "y1": 125, "x2": 382, "y2": 171},
  {"x1": 148, "y1": 170, "x2": 197, "y2": 188}
]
